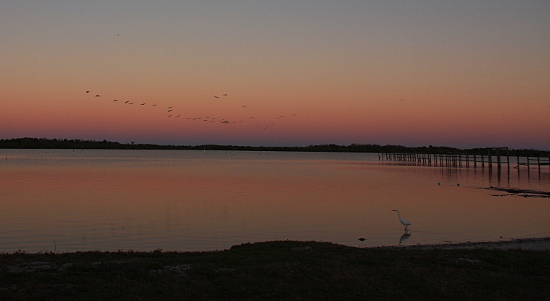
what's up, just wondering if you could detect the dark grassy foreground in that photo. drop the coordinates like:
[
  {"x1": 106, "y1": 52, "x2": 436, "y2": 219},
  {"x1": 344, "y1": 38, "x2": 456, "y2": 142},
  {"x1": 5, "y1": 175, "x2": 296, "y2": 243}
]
[{"x1": 1, "y1": 241, "x2": 549, "y2": 301}]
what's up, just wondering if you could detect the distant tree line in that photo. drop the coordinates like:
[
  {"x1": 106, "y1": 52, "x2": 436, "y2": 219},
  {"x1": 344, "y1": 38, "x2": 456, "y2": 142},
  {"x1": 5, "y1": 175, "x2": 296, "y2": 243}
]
[{"x1": 0, "y1": 138, "x2": 548, "y2": 157}]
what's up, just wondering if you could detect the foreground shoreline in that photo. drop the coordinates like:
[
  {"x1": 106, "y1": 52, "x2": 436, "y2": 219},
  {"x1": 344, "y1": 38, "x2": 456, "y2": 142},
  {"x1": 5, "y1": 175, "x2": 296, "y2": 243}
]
[
  {"x1": 402, "y1": 236, "x2": 550, "y2": 251},
  {"x1": 2, "y1": 239, "x2": 549, "y2": 300},
  {"x1": 3, "y1": 236, "x2": 550, "y2": 254}
]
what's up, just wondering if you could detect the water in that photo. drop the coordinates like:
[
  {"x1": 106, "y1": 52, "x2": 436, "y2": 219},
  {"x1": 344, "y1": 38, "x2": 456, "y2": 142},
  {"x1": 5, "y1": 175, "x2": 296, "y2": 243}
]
[{"x1": 1, "y1": 149, "x2": 549, "y2": 252}]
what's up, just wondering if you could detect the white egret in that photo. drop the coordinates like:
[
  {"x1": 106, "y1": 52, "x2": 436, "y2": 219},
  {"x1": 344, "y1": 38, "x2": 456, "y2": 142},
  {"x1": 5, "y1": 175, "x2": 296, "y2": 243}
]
[{"x1": 392, "y1": 210, "x2": 411, "y2": 230}]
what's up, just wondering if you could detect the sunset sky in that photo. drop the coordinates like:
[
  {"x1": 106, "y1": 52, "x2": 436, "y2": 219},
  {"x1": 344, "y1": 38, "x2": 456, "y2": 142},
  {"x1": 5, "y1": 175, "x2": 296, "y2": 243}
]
[{"x1": 2, "y1": 1, "x2": 549, "y2": 149}]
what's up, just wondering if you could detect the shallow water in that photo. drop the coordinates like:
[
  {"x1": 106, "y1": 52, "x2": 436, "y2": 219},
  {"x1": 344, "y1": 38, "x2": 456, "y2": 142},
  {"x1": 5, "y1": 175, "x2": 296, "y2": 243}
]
[{"x1": 0, "y1": 149, "x2": 549, "y2": 252}]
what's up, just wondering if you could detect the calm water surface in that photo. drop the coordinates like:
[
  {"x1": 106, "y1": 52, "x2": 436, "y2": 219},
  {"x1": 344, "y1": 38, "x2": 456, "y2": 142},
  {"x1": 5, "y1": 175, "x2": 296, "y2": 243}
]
[{"x1": 1, "y1": 149, "x2": 549, "y2": 252}]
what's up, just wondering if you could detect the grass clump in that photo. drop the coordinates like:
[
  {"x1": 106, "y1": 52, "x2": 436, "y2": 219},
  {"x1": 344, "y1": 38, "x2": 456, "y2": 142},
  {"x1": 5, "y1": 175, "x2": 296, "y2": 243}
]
[{"x1": 1, "y1": 241, "x2": 549, "y2": 300}]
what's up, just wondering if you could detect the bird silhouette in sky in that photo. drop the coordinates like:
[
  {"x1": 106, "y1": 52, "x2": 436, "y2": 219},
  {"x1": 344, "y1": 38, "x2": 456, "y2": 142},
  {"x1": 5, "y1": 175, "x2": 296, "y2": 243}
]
[{"x1": 82, "y1": 89, "x2": 297, "y2": 130}]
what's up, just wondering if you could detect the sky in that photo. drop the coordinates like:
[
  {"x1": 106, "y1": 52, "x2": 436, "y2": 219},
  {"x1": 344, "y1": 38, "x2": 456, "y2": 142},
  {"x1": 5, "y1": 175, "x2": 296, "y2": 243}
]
[{"x1": 1, "y1": 1, "x2": 549, "y2": 149}]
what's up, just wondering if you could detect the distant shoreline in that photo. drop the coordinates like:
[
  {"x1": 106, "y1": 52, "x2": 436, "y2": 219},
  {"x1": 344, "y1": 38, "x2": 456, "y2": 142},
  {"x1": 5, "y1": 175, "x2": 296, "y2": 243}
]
[{"x1": 1, "y1": 137, "x2": 549, "y2": 155}]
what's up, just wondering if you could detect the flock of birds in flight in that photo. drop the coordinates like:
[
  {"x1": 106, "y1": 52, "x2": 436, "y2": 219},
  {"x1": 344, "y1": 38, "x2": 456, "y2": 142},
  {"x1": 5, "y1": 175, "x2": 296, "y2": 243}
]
[{"x1": 84, "y1": 90, "x2": 296, "y2": 130}]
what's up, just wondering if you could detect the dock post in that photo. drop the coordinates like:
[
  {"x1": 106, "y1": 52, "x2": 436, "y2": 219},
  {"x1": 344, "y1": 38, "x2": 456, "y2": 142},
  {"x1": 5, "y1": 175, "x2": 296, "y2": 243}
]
[{"x1": 497, "y1": 149, "x2": 501, "y2": 171}]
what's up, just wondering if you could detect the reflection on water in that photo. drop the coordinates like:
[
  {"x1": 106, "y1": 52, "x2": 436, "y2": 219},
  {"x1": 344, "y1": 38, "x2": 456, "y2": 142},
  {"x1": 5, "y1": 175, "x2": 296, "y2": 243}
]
[
  {"x1": 399, "y1": 231, "x2": 411, "y2": 246},
  {"x1": 0, "y1": 149, "x2": 549, "y2": 252}
]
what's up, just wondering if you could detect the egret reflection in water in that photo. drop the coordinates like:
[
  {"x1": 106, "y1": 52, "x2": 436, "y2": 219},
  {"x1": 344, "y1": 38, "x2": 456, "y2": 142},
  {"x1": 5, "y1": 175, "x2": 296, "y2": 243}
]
[{"x1": 399, "y1": 231, "x2": 411, "y2": 246}]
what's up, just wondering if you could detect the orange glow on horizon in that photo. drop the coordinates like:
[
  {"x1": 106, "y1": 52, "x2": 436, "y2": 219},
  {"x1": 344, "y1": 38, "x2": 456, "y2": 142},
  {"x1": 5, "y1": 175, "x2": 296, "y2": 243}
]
[{"x1": 1, "y1": 2, "x2": 549, "y2": 149}]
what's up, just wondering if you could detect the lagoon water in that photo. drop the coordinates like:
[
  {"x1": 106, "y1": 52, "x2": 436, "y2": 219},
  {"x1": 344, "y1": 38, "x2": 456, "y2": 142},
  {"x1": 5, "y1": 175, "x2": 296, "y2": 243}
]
[{"x1": 1, "y1": 149, "x2": 549, "y2": 252}]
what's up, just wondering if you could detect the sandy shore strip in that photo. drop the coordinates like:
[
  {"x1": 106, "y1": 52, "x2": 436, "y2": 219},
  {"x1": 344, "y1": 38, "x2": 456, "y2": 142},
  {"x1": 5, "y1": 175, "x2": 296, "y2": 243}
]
[{"x1": 404, "y1": 237, "x2": 550, "y2": 251}]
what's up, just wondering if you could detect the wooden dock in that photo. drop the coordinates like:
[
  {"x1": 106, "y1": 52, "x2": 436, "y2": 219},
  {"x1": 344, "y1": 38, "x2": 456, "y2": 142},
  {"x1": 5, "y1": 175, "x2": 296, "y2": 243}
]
[
  {"x1": 516, "y1": 156, "x2": 550, "y2": 168},
  {"x1": 378, "y1": 147, "x2": 550, "y2": 171}
]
